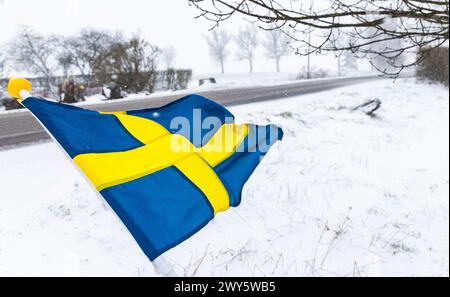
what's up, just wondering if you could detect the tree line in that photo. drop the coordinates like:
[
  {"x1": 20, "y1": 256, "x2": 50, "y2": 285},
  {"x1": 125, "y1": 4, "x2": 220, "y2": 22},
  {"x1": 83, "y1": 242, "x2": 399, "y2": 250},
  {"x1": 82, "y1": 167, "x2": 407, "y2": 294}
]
[
  {"x1": 193, "y1": 0, "x2": 449, "y2": 77},
  {"x1": 0, "y1": 27, "x2": 191, "y2": 94},
  {"x1": 206, "y1": 25, "x2": 292, "y2": 74},
  {"x1": 207, "y1": 24, "x2": 362, "y2": 76}
]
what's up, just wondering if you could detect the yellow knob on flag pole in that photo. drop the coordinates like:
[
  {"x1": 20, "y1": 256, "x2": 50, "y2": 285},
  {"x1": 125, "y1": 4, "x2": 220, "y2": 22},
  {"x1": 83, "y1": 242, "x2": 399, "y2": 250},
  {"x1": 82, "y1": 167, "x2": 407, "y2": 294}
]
[{"x1": 7, "y1": 77, "x2": 32, "y2": 101}]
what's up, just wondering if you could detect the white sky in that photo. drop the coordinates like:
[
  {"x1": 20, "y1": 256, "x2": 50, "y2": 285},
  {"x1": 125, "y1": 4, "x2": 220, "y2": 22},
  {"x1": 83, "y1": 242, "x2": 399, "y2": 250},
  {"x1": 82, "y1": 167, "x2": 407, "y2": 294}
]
[{"x1": 0, "y1": 0, "x2": 344, "y2": 75}]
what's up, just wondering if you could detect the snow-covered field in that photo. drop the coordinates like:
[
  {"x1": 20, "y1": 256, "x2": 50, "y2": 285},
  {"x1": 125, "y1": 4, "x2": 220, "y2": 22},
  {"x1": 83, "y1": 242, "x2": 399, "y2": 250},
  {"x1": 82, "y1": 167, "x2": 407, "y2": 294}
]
[{"x1": 0, "y1": 78, "x2": 448, "y2": 276}]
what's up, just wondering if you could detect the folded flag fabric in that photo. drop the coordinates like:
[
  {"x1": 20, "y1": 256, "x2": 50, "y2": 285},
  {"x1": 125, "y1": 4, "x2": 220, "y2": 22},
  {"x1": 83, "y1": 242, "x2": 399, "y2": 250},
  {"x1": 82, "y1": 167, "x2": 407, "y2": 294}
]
[{"x1": 21, "y1": 94, "x2": 283, "y2": 260}]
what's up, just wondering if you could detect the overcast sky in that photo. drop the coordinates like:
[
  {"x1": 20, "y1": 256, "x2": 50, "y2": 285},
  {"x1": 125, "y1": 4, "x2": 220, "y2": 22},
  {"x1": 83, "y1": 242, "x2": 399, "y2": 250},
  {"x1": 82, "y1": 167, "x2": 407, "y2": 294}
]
[{"x1": 0, "y1": 0, "x2": 344, "y2": 75}]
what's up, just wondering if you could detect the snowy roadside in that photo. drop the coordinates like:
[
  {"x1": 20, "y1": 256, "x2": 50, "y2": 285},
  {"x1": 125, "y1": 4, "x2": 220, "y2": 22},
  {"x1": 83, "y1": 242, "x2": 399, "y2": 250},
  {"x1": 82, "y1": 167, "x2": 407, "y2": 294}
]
[
  {"x1": 0, "y1": 78, "x2": 448, "y2": 276},
  {"x1": 0, "y1": 72, "x2": 377, "y2": 115},
  {"x1": 0, "y1": 72, "x2": 300, "y2": 114}
]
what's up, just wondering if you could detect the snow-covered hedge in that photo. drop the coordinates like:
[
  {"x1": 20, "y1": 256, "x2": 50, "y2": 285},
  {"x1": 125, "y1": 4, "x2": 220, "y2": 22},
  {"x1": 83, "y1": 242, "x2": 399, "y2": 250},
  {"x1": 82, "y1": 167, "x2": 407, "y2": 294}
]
[{"x1": 416, "y1": 47, "x2": 449, "y2": 86}]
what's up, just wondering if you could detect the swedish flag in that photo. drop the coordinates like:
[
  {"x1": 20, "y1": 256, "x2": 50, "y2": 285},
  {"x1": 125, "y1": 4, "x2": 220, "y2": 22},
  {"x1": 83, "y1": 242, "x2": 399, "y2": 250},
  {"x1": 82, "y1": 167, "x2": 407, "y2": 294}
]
[{"x1": 19, "y1": 93, "x2": 283, "y2": 260}]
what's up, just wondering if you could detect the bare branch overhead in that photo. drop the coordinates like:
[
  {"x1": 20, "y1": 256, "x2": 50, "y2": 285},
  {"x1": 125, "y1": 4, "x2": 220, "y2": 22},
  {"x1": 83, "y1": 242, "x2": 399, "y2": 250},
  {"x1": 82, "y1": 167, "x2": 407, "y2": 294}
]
[{"x1": 189, "y1": 0, "x2": 449, "y2": 76}]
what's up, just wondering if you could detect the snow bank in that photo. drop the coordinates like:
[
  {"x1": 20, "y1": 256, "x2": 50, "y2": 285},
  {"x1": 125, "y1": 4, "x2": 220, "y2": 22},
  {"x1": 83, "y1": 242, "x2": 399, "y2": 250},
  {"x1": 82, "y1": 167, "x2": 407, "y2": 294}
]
[{"x1": 0, "y1": 78, "x2": 448, "y2": 276}]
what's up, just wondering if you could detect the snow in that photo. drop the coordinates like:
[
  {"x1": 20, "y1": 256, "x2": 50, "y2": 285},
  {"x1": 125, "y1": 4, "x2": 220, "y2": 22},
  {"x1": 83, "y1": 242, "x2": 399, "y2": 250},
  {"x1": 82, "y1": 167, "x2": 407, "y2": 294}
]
[
  {"x1": 1, "y1": 72, "x2": 377, "y2": 113},
  {"x1": 189, "y1": 72, "x2": 299, "y2": 88},
  {"x1": 81, "y1": 72, "x2": 304, "y2": 104},
  {"x1": 1, "y1": 72, "x2": 300, "y2": 113},
  {"x1": 0, "y1": 78, "x2": 448, "y2": 276}
]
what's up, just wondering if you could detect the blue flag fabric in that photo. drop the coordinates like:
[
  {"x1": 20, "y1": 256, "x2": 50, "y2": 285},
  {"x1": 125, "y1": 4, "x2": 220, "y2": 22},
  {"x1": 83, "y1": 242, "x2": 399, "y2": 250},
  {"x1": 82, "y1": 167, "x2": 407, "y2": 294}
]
[{"x1": 22, "y1": 94, "x2": 283, "y2": 260}]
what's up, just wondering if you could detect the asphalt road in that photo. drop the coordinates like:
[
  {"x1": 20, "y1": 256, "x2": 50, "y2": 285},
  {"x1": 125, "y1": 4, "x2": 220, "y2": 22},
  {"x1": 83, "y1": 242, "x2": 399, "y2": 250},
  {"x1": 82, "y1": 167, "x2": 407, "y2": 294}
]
[{"x1": 0, "y1": 76, "x2": 379, "y2": 149}]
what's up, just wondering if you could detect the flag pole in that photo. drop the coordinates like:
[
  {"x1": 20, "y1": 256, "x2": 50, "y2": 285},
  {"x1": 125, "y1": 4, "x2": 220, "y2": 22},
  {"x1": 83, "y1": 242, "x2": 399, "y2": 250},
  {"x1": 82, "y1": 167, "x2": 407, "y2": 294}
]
[
  {"x1": 7, "y1": 78, "x2": 178, "y2": 277},
  {"x1": 153, "y1": 256, "x2": 178, "y2": 277}
]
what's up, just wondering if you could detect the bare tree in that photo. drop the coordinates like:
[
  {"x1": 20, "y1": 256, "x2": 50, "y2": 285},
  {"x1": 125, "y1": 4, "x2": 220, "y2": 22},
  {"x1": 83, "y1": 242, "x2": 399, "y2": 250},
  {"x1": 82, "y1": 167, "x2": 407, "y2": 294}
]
[
  {"x1": 262, "y1": 28, "x2": 290, "y2": 72},
  {"x1": 336, "y1": 53, "x2": 343, "y2": 77},
  {"x1": 343, "y1": 52, "x2": 358, "y2": 74},
  {"x1": 8, "y1": 27, "x2": 56, "y2": 88},
  {"x1": 54, "y1": 41, "x2": 73, "y2": 77},
  {"x1": 56, "y1": 29, "x2": 119, "y2": 77},
  {"x1": 55, "y1": 36, "x2": 88, "y2": 77},
  {"x1": 206, "y1": 29, "x2": 231, "y2": 74},
  {"x1": 162, "y1": 46, "x2": 177, "y2": 70},
  {"x1": 338, "y1": 36, "x2": 358, "y2": 75},
  {"x1": 235, "y1": 25, "x2": 258, "y2": 73},
  {"x1": 94, "y1": 34, "x2": 160, "y2": 92},
  {"x1": 189, "y1": 0, "x2": 449, "y2": 76}
]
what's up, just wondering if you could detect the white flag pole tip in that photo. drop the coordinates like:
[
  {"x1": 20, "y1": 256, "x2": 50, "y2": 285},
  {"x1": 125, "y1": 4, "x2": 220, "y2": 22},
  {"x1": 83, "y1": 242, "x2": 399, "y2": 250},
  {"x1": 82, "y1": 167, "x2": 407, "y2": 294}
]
[
  {"x1": 7, "y1": 77, "x2": 32, "y2": 101},
  {"x1": 153, "y1": 256, "x2": 177, "y2": 277}
]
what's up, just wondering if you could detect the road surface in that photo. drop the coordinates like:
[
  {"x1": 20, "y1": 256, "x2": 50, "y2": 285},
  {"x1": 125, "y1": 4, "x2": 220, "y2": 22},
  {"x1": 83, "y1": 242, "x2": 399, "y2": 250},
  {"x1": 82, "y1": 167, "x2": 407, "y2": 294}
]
[{"x1": 0, "y1": 76, "x2": 378, "y2": 149}]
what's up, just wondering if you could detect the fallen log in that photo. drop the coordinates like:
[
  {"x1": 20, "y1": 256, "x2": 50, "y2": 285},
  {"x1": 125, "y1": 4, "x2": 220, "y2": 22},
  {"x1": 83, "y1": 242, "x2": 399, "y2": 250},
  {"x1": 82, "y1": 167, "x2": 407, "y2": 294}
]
[{"x1": 352, "y1": 98, "x2": 382, "y2": 117}]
